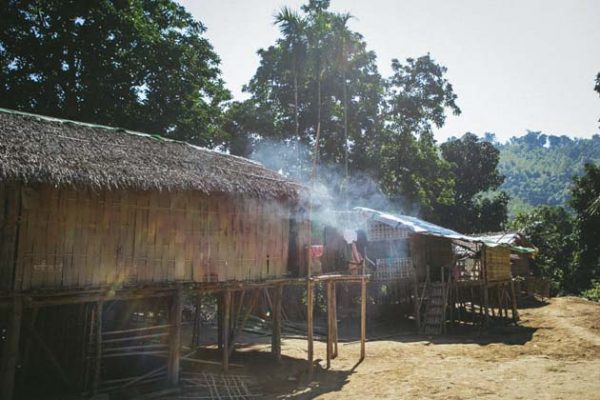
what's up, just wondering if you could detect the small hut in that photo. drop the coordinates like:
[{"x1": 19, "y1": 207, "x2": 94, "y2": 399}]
[
  {"x1": 0, "y1": 108, "x2": 312, "y2": 398},
  {"x1": 322, "y1": 208, "x2": 537, "y2": 334}
]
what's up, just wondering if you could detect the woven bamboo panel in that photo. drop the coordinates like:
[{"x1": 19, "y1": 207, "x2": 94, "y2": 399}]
[
  {"x1": 484, "y1": 246, "x2": 511, "y2": 281},
  {"x1": 366, "y1": 221, "x2": 410, "y2": 241},
  {"x1": 373, "y1": 257, "x2": 413, "y2": 281},
  {"x1": 4, "y1": 184, "x2": 300, "y2": 291}
]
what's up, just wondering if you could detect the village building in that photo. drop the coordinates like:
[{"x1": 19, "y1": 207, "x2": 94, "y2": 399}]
[
  {"x1": 0, "y1": 108, "x2": 368, "y2": 399},
  {"x1": 316, "y1": 207, "x2": 538, "y2": 334}
]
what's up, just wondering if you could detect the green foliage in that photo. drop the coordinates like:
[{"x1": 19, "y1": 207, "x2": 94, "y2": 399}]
[
  {"x1": 386, "y1": 54, "x2": 461, "y2": 134},
  {"x1": 0, "y1": 0, "x2": 230, "y2": 146},
  {"x1": 242, "y1": 1, "x2": 384, "y2": 181},
  {"x1": 510, "y1": 205, "x2": 576, "y2": 292},
  {"x1": 570, "y1": 163, "x2": 600, "y2": 292},
  {"x1": 497, "y1": 132, "x2": 600, "y2": 214},
  {"x1": 438, "y1": 133, "x2": 508, "y2": 232},
  {"x1": 581, "y1": 280, "x2": 600, "y2": 302}
]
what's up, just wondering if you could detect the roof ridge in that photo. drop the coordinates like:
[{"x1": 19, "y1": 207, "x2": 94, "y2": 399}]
[{"x1": 0, "y1": 107, "x2": 265, "y2": 168}]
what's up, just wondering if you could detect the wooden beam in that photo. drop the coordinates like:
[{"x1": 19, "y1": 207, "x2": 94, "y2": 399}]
[
  {"x1": 332, "y1": 282, "x2": 338, "y2": 359},
  {"x1": 271, "y1": 284, "x2": 283, "y2": 362},
  {"x1": 326, "y1": 281, "x2": 333, "y2": 369},
  {"x1": 510, "y1": 279, "x2": 520, "y2": 322},
  {"x1": 306, "y1": 279, "x2": 314, "y2": 378},
  {"x1": 0, "y1": 296, "x2": 23, "y2": 400},
  {"x1": 360, "y1": 277, "x2": 367, "y2": 361},
  {"x1": 167, "y1": 286, "x2": 183, "y2": 385},
  {"x1": 412, "y1": 270, "x2": 420, "y2": 331},
  {"x1": 222, "y1": 289, "x2": 231, "y2": 371},
  {"x1": 217, "y1": 292, "x2": 223, "y2": 351},
  {"x1": 93, "y1": 301, "x2": 103, "y2": 394}
]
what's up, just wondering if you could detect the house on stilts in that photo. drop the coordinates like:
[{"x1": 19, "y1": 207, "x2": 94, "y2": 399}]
[
  {"x1": 0, "y1": 108, "x2": 368, "y2": 399},
  {"x1": 316, "y1": 207, "x2": 538, "y2": 335}
]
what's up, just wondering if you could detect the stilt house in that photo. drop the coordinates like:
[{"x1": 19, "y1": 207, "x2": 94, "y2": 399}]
[{"x1": 0, "y1": 108, "x2": 311, "y2": 398}]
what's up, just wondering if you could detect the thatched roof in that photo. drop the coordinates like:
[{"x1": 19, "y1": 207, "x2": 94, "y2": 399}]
[{"x1": 0, "y1": 108, "x2": 302, "y2": 199}]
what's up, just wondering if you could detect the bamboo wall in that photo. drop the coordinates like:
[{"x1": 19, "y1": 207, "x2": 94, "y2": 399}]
[
  {"x1": 410, "y1": 235, "x2": 454, "y2": 281},
  {"x1": 483, "y1": 246, "x2": 512, "y2": 281},
  {"x1": 0, "y1": 184, "x2": 302, "y2": 292}
]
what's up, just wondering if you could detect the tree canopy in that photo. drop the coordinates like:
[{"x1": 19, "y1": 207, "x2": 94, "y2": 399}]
[
  {"x1": 0, "y1": 0, "x2": 230, "y2": 146},
  {"x1": 438, "y1": 133, "x2": 508, "y2": 233}
]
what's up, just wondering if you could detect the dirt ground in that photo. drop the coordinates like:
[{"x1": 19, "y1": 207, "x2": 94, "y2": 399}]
[{"x1": 230, "y1": 296, "x2": 600, "y2": 400}]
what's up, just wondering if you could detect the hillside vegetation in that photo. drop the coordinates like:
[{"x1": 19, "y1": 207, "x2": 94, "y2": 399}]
[{"x1": 495, "y1": 132, "x2": 600, "y2": 213}]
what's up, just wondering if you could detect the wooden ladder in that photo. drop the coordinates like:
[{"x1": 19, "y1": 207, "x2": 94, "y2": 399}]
[{"x1": 422, "y1": 280, "x2": 451, "y2": 335}]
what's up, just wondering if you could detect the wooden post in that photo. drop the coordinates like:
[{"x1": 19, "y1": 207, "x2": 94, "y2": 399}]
[
  {"x1": 332, "y1": 282, "x2": 338, "y2": 359},
  {"x1": 360, "y1": 277, "x2": 367, "y2": 361},
  {"x1": 510, "y1": 280, "x2": 519, "y2": 322},
  {"x1": 93, "y1": 301, "x2": 103, "y2": 394},
  {"x1": 0, "y1": 296, "x2": 23, "y2": 400},
  {"x1": 168, "y1": 286, "x2": 183, "y2": 385},
  {"x1": 306, "y1": 279, "x2": 314, "y2": 378},
  {"x1": 222, "y1": 289, "x2": 231, "y2": 371},
  {"x1": 271, "y1": 284, "x2": 283, "y2": 362},
  {"x1": 217, "y1": 292, "x2": 223, "y2": 351},
  {"x1": 481, "y1": 247, "x2": 490, "y2": 326},
  {"x1": 326, "y1": 281, "x2": 333, "y2": 369},
  {"x1": 412, "y1": 269, "x2": 420, "y2": 331}
]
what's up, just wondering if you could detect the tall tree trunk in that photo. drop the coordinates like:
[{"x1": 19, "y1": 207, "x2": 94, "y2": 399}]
[
  {"x1": 342, "y1": 67, "x2": 349, "y2": 180},
  {"x1": 312, "y1": 71, "x2": 321, "y2": 181},
  {"x1": 293, "y1": 55, "x2": 301, "y2": 178}
]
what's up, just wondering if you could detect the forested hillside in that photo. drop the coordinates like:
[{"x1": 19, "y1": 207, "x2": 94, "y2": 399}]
[{"x1": 495, "y1": 132, "x2": 600, "y2": 213}]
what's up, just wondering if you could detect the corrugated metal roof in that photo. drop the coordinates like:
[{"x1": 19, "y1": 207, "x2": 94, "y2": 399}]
[
  {"x1": 354, "y1": 207, "x2": 473, "y2": 241},
  {"x1": 353, "y1": 207, "x2": 537, "y2": 254}
]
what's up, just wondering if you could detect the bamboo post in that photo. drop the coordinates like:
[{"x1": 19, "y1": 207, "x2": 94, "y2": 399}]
[
  {"x1": 510, "y1": 279, "x2": 520, "y2": 322},
  {"x1": 217, "y1": 292, "x2": 223, "y2": 351},
  {"x1": 271, "y1": 284, "x2": 283, "y2": 362},
  {"x1": 168, "y1": 286, "x2": 183, "y2": 385},
  {"x1": 93, "y1": 301, "x2": 103, "y2": 394},
  {"x1": 360, "y1": 277, "x2": 367, "y2": 361},
  {"x1": 0, "y1": 296, "x2": 23, "y2": 400},
  {"x1": 481, "y1": 247, "x2": 490, "y2": 326},
  {"x1": 326, "y1": 281, "x2": 333, "y2": 369},
  {"x1": 307, "y1": 279, "x2": 314, "y2": 378},
  {"x1": 222, "y1": 289, "x2": 231, "y2": 371},
  {"x1": 332, "y1": 282, "x2": 338, "y2": 359},
  {"x1": 412, "y1": 266, "x2": 420, "y2": 331}
]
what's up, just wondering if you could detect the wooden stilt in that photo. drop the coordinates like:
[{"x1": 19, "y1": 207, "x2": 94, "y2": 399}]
[
  {"x1": 483, "y1": 284, "x2": 490, "y2": 325},
  {"x1": 326, "y1": 281, "x2": 333, "y2": 369},
  {"x1": 0, "y1": 296, "x2": 23, "y2": 400},
  {"x1": 497, "y1": 285, "x2": 503, "y2": 318},
  {"x1": 307, "y1": 280, "x2": 314, "y2": 378},
  {"x1": 217, "y1": 292, "x2": 223, "y2": 351},
  {"x1": 229, "y1": 289, "x2": 259, "y2": 359},
  {"x1": 168, "y1": 286, "x2": 183, "y2": 386},
  {"x1": 412, "y1": 271, "x2": 420, "y2": 331},
  {"x1": 271, "y1": 284, "x2": 283, "y2": 362},
  {"x1": 360, "y1": 277, "x2": 367, "y2": 361},
  {"x1": 191, "y1": 296, "x2": 201, "y2": 348},
  {"x1": 222, "y1": 289, "x2": 231, "y2": 371},
  {"x1": 332, "y1": 282, "x2": 338, "y2": 359},
  {"x1": 93, "y1": 301, "x2": 103, "y2": 394},
  {"x1": 510, "y1": 279, "x2": 519, "y2": 322}
]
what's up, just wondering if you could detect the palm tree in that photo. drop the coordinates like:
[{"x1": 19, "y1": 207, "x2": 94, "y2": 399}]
[
  {"x1": 274, "y1": 7, "x2": 306, "y2": 176},
  {"x1": 308, "y1": 7, "x2": 329, "y2": 181},
  {"x1": 332, "y1": 13, "x2": 354, "y2": 180}
]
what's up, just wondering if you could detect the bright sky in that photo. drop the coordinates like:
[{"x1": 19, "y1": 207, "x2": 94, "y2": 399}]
[{"x1": 179, "y1": 0, "x2": 600, "y2": 142}]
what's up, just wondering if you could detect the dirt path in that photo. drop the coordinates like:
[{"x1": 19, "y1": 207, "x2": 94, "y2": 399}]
[{"x1": 244, "y1": 296, "x2": 600, "y2": 399}]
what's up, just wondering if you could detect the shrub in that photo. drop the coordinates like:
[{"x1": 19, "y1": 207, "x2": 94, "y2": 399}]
[{"x1": 581, "y1": 280, "x2": 600, "y2": 302}]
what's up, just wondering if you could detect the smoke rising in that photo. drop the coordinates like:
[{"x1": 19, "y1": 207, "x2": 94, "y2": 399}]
[{"x1": 250, "y1": 139, "x2": 410, "y2": 227}]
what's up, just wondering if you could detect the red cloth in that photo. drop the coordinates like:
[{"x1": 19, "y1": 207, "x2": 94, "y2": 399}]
[{"x1": 310, "y1": 245, "x2": 324, "y2": 258}]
